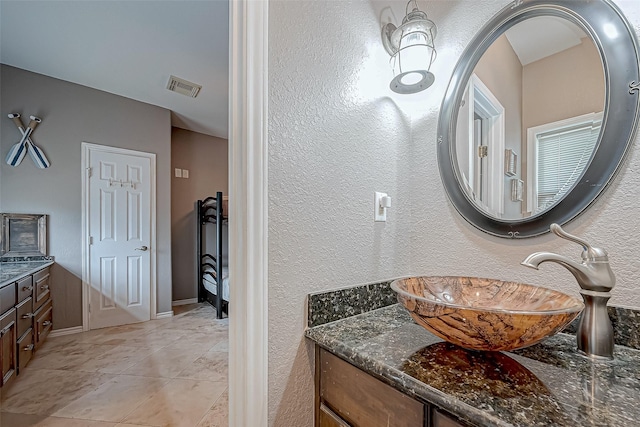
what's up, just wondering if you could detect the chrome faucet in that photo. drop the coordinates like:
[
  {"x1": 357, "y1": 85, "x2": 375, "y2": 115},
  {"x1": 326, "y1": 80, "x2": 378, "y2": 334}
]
[{"x1": 521, "y1": 223, "x2": 615, "y2": 359}]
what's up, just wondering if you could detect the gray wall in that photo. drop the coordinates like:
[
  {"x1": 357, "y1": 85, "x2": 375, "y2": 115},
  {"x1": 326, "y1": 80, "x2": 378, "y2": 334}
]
[
  {"x1": 0, "y1": 65, "x2": 173, "y2": 328},
  {"x1": 171, "y1": 128, "x2": 228, "y2": 302}
]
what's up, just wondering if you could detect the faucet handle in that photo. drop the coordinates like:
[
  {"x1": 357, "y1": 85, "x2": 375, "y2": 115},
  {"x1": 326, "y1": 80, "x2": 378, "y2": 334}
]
[{"x1": 550, "y1": 223, "x2": 608, "y2": 261}]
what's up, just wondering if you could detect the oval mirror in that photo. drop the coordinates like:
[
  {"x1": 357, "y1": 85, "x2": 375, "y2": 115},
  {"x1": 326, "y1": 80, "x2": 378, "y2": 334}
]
[{"x1": 437, "y1": 0, "x2": 640, "y2": 238}]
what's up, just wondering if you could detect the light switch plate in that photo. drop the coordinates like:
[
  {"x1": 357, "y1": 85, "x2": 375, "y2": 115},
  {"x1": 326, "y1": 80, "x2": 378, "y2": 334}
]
[
  {"x1": 174, "y1": 168, "x2": 182, "y2": 178},
  {"x1": 182, "y1": 169, "x2": 189, "y2": 178},
  {"x1": 374, "y1": 191, "x2": 388, "y2": 222}
]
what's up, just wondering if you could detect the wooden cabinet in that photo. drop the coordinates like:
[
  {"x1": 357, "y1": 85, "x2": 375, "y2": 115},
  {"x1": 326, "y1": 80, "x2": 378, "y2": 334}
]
[
  {"x1": 318, "y1": 347, "x2": 424, "y2": 427},
  {"x1": 0, "y1": 265, "x2": 52, "y2": 387},
  {"x1": 0, "y1": 308, "x2": 17, "y2": 387},
  {"x1": 316, "y1": 347, "x2": 472, "y2": 427}
]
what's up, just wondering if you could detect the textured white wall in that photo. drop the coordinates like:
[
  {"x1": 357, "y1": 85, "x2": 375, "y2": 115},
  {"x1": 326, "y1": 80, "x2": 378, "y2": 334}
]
[
  {"x1": 267, "y1": 0, "x2": 640, "y2": 425},
  {"x1": 268, "y1": 0, "x2": 416, "y2": 424},
  {"x1": 408, "y1": 0, "x2": 640, "y2": 310}
]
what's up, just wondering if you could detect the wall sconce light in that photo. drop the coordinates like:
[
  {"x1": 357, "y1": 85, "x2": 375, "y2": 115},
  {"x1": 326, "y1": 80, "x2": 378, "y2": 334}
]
[{"x1": 382, "y1": 0, "x2": 437, "y2": 94}]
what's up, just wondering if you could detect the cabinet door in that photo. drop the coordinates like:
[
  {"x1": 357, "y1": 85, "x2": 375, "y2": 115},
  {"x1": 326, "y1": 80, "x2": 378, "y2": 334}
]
[
  {"x1": 33, "y1": 268, "x2": 51, "y2": 312},
  {"x1": 34, "y1": 299, "x2": 53, "y2": 350},
  {"x1": 0, "y1": 308, "x2": 17, "y2": 386},
  {"x1": 16, "y1": 328, "x2": 34, "y2": 373},
  {"x1": 319, "y1": 348, "x2": 424, "y2": 427},
  {"x1": 16, "y1": 297, "x2": 34, "y2": 339}
]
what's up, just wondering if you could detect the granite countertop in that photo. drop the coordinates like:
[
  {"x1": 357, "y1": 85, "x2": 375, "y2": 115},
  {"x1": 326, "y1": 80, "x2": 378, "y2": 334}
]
[
  {"x1": 306, "y1": 304, "x2": 640, "y2": 427},
  {"x1": 0, "y1": 260, "x2": 54, "y2": 288}
]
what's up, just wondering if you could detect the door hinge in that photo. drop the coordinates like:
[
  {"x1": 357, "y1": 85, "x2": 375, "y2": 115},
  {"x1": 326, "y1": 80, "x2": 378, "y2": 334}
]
[
  {"x1": 89, "y1": 236, "x2": 93, "y2": 245},
  {"x1": 478, "y1": 145, "x2": 488, "y2": 158},
  {"x1": 88, "y1": 303, "x2": 91, "y2": 313},
  {"x1": 87, "y1": 166, "x2": 92, "y2": 177}
]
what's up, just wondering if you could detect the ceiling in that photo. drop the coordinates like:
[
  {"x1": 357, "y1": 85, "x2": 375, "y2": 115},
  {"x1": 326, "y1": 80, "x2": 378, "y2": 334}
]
[
  {"x1": 504, "y1": 16, "x2": 588, "y2": 66},
  {"x1": 0, "y1": 0, "x2": 229, "y2": 139}
]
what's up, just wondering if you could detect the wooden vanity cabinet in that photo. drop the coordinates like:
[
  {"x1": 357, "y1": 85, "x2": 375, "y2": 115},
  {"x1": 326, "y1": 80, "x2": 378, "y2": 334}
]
[
  {"x1": 0, "y1": 265, "x2": 52, "y2": 387},
  {"x1": 316, "y1": 347, "x2": 471, "y2": 427}
]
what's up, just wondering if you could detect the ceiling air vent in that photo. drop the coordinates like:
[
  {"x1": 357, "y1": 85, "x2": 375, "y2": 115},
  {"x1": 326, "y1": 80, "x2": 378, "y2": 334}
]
[{"x1": 166, "y1": 75, "x2": 202, "y2": 98}]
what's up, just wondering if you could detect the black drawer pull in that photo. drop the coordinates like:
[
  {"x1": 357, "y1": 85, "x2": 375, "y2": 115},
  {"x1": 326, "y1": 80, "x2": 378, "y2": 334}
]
[
  {"x1": 22, "y1": 286, "x2": 33, "y2": 292},
  {"x1": 23, "y1": 344, "x2": 34, "y2": 351},
  {"x1": 21, "y1": 313, "x2": 34, "y2": 319}
]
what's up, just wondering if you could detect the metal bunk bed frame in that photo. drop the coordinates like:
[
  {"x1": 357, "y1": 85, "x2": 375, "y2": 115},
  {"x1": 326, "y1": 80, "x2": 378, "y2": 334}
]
[{"x1": 196, "y1": 191, "x2": 227, "y2": 319}]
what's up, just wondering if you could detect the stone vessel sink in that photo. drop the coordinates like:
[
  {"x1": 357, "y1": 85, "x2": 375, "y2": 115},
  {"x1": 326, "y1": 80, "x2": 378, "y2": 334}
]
[{"x1": 391, "y1": 276, "x2": 583, "y2": 352}]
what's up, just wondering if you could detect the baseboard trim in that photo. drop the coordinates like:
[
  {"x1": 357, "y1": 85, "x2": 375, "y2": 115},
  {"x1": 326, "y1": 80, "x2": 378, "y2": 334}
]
[
  {"x1": 155, "y1": 311, "x2": 174, "y2": 319},
  {"x1": 172, "y1": 298, "x2": 198, "y2": 306},
  {"x1": 49, "y1": 326, "x2": 84, "y2": 338}
]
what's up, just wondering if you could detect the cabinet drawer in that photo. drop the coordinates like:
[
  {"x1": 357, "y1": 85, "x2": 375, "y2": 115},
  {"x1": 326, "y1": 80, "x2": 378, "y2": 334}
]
[
  {"x1": 319, "y1": 402, "x2": 352, "y2": 427},
  {"x1": 33, "y1": 269, "x2": 50, "y2": 311},
  {"x1": 319, "y1": 348, "x2": 424, "y2": 427},
  {"x1": 16, "y1": 328, "x2": 34, "y2": 373},
  {"x1": 0, "y1": 283, "x2": 16, "y2": 315},
  {"x1": 0, "y1": 308, "x2": 16, "y2": 387},
  {"x1": 16, "y1": 297, "x2": 34, "y2": 339},
  {"x1": 17, "y1": 276, "x2": 33, "y2": 303},
  {"x1": 34, "y1": 299, "x2": 52, "y2": 349}
]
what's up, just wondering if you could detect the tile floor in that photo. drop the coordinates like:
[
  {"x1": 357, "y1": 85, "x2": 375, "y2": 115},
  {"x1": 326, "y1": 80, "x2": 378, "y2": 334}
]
[{"x1": 0, "y1": 304, "x2": 228, "y2": 427}]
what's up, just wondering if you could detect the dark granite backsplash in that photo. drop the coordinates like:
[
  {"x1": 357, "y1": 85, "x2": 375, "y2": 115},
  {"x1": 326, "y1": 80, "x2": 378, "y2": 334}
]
[
  {"x1": 308, "y1": 279, "x2": 640, "y2": 351},
  {"x1": 307, "y1": 280, "x2": 397, "y2": 327}
]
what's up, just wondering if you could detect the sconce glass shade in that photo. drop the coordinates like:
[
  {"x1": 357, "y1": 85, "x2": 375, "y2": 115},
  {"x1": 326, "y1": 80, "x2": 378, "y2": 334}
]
[{"x1": 382, "y1": 4, "x2": 437, "y2": 94}]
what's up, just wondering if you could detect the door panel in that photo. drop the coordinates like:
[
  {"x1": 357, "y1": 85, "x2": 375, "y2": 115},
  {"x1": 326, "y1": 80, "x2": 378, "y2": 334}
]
[{"x1": 88, "y1": 149, "x2": 151, "y2": 329}]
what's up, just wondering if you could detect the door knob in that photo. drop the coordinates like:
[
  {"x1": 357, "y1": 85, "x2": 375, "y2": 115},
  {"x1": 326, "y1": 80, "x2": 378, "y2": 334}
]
[{"x1": 135, "y1": 245, "x2": 148, "y2": 251}]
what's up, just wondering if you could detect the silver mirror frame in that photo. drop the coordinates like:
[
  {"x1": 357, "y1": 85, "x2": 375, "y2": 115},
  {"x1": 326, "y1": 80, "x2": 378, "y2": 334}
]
[{"x1": 437, "y1": 0, "x2": 640, "y2": 238}]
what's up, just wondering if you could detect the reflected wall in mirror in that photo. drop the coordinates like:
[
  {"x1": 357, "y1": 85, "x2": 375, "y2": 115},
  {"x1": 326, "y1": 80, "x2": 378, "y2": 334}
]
[
  {"x1": 438, "y1": 0, "x2": 640, "y2": 238},
  {"x1": 455, "y1": 16, "x2": 604, "y2": 220}
]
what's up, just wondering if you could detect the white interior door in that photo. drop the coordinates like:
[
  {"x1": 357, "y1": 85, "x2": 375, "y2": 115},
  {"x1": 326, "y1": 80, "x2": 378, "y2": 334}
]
[{"x1": 86, "y1": 147, "x2": 152, "y2": 329}]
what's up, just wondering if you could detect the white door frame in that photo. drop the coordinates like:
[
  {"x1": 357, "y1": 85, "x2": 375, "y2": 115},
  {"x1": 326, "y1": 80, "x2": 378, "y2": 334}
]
[
  {"x1": 229, "y1": 0, "x2": 269, "y2": 425},
  {"x1": 81, "y1": 142, "x2": 158, "y2": 331},
  {"x1": 469, "y1": 74, "x2": 505, "y2": 216}
]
